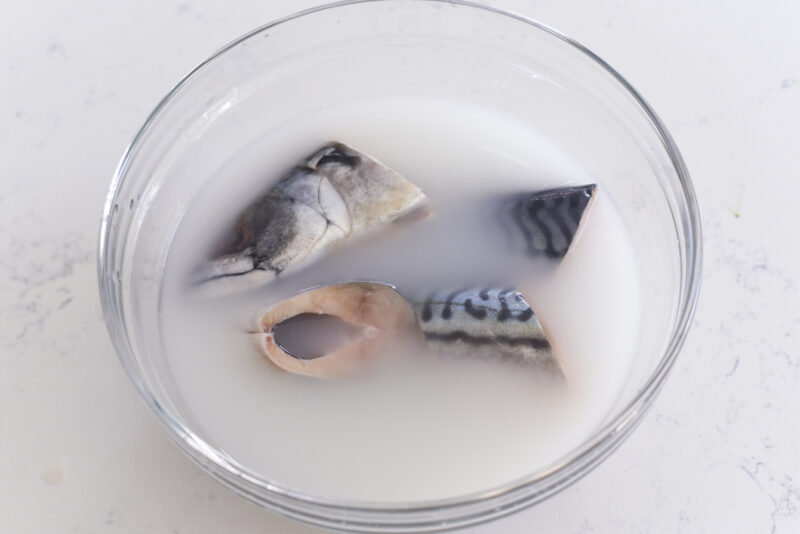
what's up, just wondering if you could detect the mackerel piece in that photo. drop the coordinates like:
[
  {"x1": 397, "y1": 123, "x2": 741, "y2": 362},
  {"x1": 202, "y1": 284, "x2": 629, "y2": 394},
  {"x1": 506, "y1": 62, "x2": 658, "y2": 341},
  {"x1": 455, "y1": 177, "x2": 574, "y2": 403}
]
[
  {"x1": 254, "y1": 282, "x2": 418, "y2": 378},
  {"x1": 508, "y1": 184, "x2": 597, "y2": 261},
  {"x1": 196, "y1": 142, "x2": 426, "y2": 287},
  {"x1": 416, "y1": 288, "x2": 563, "y2": 377}
]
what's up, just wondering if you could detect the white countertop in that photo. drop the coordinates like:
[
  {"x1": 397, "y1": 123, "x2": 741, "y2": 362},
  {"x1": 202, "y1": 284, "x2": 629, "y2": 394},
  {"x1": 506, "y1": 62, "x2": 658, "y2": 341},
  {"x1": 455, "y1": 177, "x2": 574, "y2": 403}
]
[{"x1": 2, "y1": 1, "x2": 798, "y2": 532}]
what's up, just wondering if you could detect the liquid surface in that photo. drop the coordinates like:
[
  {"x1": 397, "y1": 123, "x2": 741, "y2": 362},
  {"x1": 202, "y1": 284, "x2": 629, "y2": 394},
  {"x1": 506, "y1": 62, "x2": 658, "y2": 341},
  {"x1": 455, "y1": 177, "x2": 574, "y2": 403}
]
[
  {"x1": 161, "y1": 96, "x2": 641, "y2": 502},
  {"x1": 273, "y1": 313, "x2": 364, "y2": 360}
]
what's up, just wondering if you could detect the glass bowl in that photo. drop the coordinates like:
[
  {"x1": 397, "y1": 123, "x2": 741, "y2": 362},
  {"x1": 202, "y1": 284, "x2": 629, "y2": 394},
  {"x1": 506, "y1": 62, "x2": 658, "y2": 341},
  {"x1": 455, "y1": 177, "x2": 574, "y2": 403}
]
[{"x1": 97, "y1": 1, "x2": 702, "y2": 532}]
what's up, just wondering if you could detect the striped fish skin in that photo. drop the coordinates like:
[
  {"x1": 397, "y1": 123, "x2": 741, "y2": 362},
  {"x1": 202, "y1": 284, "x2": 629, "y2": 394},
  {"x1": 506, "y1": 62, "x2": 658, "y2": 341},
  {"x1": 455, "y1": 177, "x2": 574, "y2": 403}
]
[
  {"x1": 415, "y1": 288, "x2": 563, "y2": 377},
  {"x1": 197, "y1": 142, "x2": 426, "y2": 286},
  {"x1": 508, "y1": 184, "x2": 597, "y2": 261}
]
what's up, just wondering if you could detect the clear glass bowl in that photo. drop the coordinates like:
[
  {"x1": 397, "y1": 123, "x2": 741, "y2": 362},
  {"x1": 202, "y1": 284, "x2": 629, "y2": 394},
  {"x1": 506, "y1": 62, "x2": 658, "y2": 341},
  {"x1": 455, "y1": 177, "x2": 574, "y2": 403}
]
[{"x1": 97, "y1": 1, "x2": 702, "y2": 532}]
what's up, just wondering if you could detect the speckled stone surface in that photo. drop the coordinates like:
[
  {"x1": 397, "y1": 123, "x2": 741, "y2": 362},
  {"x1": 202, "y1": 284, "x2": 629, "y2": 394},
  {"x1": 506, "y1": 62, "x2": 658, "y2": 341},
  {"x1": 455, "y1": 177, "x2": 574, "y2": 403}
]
[{"x1": 1, "y1": 1, "x2": 798, "y2": 532}]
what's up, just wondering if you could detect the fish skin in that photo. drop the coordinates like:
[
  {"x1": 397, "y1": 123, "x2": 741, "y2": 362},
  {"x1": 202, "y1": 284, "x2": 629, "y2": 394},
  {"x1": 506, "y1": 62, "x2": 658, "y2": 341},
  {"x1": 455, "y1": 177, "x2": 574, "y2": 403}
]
[
  {"x1": 507, "y1": 184, "x2": 597, "y2": 261},
  {"x1": 415, "y1": 287, "x2": 563, "y2": 377},
  {"x1": 198, "y1": 142, "x2": 426, "y2": 285}
]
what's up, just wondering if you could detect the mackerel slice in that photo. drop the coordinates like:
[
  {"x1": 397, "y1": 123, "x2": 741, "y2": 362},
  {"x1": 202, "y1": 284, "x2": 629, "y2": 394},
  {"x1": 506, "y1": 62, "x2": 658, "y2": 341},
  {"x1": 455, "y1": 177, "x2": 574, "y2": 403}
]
[
  {"x1": 415, "y1": 287, "x2": 563, "y2": 377},
  {"x1": 508, "y1": 184, "x2": 597, "y2": 261}
]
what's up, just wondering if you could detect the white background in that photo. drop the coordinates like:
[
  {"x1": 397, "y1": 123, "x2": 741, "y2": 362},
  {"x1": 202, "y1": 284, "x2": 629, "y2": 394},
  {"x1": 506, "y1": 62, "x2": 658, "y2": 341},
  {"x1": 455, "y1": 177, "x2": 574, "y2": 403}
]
[{"x1": 2, "y1": 1, "x2": 799, "y2": 532}]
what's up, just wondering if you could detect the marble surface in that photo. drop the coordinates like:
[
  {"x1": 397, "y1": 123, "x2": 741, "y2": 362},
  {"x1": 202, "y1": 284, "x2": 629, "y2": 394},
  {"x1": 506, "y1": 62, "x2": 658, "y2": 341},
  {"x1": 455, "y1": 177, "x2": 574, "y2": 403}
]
[{"x1": 2, "y1": 1, "x2": 798, "y2": 532}]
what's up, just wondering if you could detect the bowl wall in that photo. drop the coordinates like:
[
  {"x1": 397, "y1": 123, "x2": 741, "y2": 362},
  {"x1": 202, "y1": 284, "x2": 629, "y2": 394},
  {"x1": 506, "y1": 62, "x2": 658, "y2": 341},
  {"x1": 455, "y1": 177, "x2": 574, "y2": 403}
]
[{"x1": 98, "y1": 1, "x2": 701, "y2": 531}]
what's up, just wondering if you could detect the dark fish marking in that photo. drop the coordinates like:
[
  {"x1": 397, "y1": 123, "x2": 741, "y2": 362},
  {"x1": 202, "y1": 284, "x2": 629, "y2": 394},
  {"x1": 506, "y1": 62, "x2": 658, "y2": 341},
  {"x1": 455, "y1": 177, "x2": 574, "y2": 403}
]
[
  {"x1": 479, "y1": 288, "x2": 490, "y2": 300},
  {"x1": 516, "y1": 307, "x2": 534, "y2": 322},
  {"x1": 463, "y1": 299, "x2": 488, "y2": 319},
  {"x1": 420, "y1": 302, "x2": 433, "y2": 322},
  {"x1": 567, "y1": 193, "x2": 583, "y2": 227},
  {"x1": 317, "y1": 150, "x2": 360, "y2": 168},
  {"x1": 497, "y1": 293, "x2": 512, "y2": 322},
  {"x1": 527, "y1": 200, "x2": 559, "y2": 259},
  {"x1": 424, "y1": 331, "x2": 551, "y2": 350},
  {"x1": 551, "y1": 198, "x2": 575, "y2": 255},
  {"x1": 441, "y1": 289, "x2": 463, "y2": 320}
]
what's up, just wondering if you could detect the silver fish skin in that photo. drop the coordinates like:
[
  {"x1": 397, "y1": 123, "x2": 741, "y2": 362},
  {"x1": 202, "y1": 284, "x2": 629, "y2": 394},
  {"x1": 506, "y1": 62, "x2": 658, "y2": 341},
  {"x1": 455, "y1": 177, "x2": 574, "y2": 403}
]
[
  {"x1": 197, "y1": 142, "x2": 426, "y2": 286},
  {"x1": 415, "y1": 287, "x2": 562, "y2": 377},
  {"x1": 507, "y1": 184, "x2": 597, "y2": 261}
]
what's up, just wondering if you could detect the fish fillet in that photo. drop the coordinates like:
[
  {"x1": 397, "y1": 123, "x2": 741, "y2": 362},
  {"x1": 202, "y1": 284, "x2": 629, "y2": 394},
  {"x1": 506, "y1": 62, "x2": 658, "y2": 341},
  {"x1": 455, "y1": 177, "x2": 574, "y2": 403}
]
[{"x1": 197, "y1": 142, "x2": 426, "y2": 288}]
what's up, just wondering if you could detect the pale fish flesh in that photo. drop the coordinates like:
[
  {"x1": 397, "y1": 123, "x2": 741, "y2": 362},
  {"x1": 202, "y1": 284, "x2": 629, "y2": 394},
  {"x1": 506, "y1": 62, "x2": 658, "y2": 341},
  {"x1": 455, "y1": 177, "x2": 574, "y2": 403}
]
[
  {"x1": 507, "y1": 184, "x2": 597, "y2": 261},
  {"x1": 253, "y1": 282, "x2": 419, "y2": 378},
  {"x1": 197, "y1": 142, "x2": 427, "y2": 286},
  {"x1": 254, "y1": 283, "x2": 562, "y2": 379}
]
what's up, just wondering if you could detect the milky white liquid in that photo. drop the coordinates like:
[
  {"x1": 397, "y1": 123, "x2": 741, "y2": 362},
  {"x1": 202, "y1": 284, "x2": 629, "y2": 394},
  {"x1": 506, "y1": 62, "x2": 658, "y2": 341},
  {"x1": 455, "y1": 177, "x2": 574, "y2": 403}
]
[{"x1": 160, "y1": 96, "x2": 641, "y2": 503}]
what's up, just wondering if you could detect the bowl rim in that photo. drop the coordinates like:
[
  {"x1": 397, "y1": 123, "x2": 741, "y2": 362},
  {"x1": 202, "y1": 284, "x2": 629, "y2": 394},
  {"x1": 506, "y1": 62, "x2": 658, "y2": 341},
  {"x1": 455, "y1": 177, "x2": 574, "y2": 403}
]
[{"x1": 98, "y1": 0, "x2": 702, "y2": 530}]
